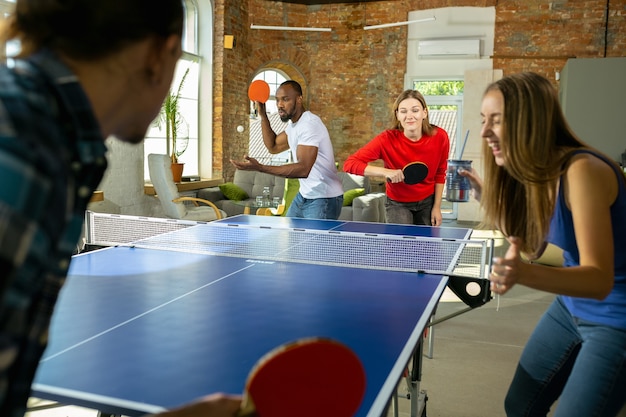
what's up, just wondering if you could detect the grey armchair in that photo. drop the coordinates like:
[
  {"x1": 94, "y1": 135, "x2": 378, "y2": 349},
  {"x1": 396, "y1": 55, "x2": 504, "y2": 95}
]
[{"x1": 148, "y1": 154, "x2": 226, "y2": 221}]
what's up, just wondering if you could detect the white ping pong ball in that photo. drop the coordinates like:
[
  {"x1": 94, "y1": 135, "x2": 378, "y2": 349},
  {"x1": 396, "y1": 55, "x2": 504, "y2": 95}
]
[{"x1": 237, "y1": 125, "x2": 244, "y2": 133}]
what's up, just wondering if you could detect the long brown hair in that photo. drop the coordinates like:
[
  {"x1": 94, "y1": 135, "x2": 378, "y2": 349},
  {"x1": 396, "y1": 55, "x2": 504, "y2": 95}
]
[
  {"x1": 0, "y1": 0, "x2": 184, "y2": 60},
  {"x1": 480, "y1": 72, "x2": 587, "y2": 255},
  {"x1": 390, "y1": 89, "x2": 436, "y2": 136}
]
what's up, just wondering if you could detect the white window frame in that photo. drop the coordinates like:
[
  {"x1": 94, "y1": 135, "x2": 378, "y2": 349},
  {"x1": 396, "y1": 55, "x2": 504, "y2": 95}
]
[
  {"x1": 411, "y1": 78, "x2": 465, "y2": 220},
  {"x1": 1, "y1": 0, "x2": 17, "y2": 62},
  {"x1": 143, "y1": 0, "x2": 202, "y2": 180}
]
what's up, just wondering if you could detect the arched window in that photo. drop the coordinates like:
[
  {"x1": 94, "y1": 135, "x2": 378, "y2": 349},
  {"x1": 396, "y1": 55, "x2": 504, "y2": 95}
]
[
  {"x1": 250, "y1": 69, "x2": 288, "y2": 116},
  {"x1": 248, "y1": 69, "x2": 291, "y2": 165}
]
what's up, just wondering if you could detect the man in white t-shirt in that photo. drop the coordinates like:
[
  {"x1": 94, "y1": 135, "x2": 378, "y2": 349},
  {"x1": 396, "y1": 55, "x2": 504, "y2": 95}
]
[{"x1": 231, "y1": 80, "x2": 344, "y2": 219}]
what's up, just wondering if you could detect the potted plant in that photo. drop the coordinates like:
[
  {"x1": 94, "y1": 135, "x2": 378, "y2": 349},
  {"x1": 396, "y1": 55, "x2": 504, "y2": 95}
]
[{"x1": 154, "y1": 67, "x2": 190, "y2": 181}]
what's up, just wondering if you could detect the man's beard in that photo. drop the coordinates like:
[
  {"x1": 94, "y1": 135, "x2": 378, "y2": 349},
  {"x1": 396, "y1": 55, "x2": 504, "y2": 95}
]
[{"x1": 279, "y1": 109, "x2": 292, "y2": 122}]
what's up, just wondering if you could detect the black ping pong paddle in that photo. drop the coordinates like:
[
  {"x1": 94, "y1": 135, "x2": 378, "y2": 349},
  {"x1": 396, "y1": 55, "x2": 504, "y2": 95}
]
[
  {"x1": 402, "y1": 162, "x2": 429, "y2": 185},
  {"x1": 237, "y1": 337, "x2": 366, "y2": 417}
]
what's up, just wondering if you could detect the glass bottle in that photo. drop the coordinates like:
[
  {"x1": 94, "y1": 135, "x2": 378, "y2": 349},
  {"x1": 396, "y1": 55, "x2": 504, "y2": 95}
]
[{"x1": 262, "y1": 186, "x2": 271, "y2": 207}]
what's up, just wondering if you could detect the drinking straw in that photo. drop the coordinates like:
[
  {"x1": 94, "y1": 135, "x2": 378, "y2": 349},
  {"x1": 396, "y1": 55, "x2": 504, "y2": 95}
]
[{"x1": 459, "y1": 129, "x2": 469, "y2": 159}]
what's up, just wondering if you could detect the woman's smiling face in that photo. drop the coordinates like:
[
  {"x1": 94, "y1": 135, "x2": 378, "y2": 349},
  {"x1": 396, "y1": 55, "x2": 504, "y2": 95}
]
[
  {"x1": 396, "y1": 97, "x2": 427, "y2": 139},
  {"x1": 480, "y1": 89, "x2": 505, "y2": 166}
]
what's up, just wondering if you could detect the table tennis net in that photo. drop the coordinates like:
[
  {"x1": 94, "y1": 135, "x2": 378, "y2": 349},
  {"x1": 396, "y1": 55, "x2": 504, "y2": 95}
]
[
  {"x1": 130, "y1": 223, "x2": 493, "y2": 278},
  {"x1": 84, "y1": 211, "x2": 201, "y2": 247}
]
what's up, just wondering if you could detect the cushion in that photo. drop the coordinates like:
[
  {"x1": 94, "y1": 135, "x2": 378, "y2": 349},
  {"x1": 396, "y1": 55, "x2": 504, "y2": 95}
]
[
  {"x1": 219, "y1": 182, "x2": 249, "y2": 201},
  {"x1": 343, "y1": 188, "x2": 365, "y2": 206}
]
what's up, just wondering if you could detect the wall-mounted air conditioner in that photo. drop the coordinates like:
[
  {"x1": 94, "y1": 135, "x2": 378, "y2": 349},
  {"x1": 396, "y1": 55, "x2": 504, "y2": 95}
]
[{"x1": 417, "y1": 39, "x2": 481, "y2": 59}]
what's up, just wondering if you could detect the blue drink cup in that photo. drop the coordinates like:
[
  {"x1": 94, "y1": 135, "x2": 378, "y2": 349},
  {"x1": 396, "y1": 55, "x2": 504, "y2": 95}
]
[{"x1": 446, "y1": 160, "x2": 472, "y2": 202}]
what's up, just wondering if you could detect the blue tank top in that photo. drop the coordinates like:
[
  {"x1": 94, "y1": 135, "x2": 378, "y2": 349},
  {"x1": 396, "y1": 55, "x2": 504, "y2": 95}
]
[{"x1": 547, "y1": 150, "x2": 626, "y2": 330}]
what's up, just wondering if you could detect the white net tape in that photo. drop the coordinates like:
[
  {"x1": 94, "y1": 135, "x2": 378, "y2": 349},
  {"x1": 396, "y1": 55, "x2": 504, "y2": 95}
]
[{"x1": 130, "y1": 223, "x2": 492, "y2": 278}]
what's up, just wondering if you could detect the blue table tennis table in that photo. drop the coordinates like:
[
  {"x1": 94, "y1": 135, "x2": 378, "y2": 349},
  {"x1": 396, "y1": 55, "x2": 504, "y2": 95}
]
[{"x1": 31, "y1": 215, "x2": 486, "y2": 417}]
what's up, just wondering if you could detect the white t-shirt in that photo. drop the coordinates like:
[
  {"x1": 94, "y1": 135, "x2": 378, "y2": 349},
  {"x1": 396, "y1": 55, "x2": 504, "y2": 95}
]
[{"x1": 285, "y1": 111, "x2": 343, "y2": 199}]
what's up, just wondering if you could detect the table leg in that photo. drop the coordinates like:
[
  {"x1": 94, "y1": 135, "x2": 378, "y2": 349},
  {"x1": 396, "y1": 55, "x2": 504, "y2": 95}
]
[{"x1": 408, "y1": 339, "x2": 428, "y2": 417}]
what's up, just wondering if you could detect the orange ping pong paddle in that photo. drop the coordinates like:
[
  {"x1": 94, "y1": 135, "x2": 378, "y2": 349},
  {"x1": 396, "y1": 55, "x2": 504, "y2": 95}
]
[
  {"x1": 248, "y1": 80, "x2": 270, "y2": 103},
  {"x1": 237, "y1": 337, "x2": 366, "y2": 417},
  {"x1": 402, "y1": 161, "x2": 428, "y2": 185}
]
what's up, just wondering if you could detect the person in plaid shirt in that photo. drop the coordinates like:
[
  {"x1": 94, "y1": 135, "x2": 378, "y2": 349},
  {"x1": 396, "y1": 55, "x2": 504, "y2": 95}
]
[{"x1": 0, "y1": 1, "x2": 240, "y2": 416}]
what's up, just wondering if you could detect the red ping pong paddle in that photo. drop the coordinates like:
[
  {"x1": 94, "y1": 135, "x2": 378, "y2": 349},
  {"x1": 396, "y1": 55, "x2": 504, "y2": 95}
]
[
  {"x1": 402, "y1": 161, "x2": 428, "y2": 185},
  {"x1": 248, "y1": 80, "x2": 270, "y2": 103},
  {"x1": 237, "y1": 337, "x2": 366, "y2": 417}
]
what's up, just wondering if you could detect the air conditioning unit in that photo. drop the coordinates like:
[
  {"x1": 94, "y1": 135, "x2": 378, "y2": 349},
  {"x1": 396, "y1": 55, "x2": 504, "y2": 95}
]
[{"x1": 417, "y1": 39, "x2": 480, "y2": 59}]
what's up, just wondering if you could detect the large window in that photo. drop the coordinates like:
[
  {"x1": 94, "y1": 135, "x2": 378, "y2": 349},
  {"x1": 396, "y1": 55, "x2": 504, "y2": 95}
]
[
  {"x1": 143, "y1": 0, "x2": 200, "y2": 179},
  {"x1": 1, "y1": 0, "x2": 206, "y2": 182},
  {"x1": 0, "y1": 0, "x2": 14, "y2": 14},
  {"x1": 413, "y1": 80, "x2": 464, "y2": 157},
  {"x1": 1, "y1": 0, "x2": 17, "y2": 63},
  {"x1": 413, "y1": 80, "x2": 465, "y2": 219}
]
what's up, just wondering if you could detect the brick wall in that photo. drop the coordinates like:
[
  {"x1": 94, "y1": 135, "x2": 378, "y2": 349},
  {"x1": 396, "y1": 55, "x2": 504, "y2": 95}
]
[
  {"x1": 212, "y1": 0, "x2": 250, "y2": 181},
  {"x1": 213, "y1": 0, "x2": 626, "y2": 181},
  {"x1": 494, "y1": 0, "x2": 626, "y2": 78}
]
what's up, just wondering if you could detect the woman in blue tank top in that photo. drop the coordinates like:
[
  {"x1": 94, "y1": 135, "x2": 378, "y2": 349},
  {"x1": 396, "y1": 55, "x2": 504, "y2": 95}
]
[{"x1": 461, "y1": 72, "x2": 626, "y2": 417}]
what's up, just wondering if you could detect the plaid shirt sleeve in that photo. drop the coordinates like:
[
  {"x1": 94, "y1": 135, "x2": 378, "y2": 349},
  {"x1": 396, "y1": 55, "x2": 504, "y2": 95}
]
[{"x1": 0, "y1": 53, "x2": 107, "y2": 416}]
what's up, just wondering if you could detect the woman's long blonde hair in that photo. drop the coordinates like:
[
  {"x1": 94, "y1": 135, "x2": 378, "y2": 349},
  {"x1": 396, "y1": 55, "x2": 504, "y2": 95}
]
[{"x1": 480, "y1": 72, "x2": 587, "y2": 255}]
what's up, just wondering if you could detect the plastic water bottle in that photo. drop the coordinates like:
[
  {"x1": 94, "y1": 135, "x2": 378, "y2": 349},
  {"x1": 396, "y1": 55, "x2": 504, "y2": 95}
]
[{"x1": 262, "y1": 186, "x2": 271, "y2": 207}]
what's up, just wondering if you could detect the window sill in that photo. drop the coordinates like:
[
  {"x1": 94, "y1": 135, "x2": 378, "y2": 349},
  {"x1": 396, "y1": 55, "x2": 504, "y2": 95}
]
[{"x1": 144, "y1": 178, "x2": 224, "y2": 196}]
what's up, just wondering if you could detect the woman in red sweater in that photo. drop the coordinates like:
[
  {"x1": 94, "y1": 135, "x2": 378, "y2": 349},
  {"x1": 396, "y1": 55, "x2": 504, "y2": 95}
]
[{"x1": 343, "y1": 89, "x2": 450, "y2": 226}]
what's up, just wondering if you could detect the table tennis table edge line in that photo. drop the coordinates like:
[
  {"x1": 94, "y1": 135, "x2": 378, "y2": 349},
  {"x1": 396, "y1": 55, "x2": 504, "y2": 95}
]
[
  {"x1": 30, "y1": 383, "x2": 165, "y2": 415},
  {"x1": 364, "y1": 276, "x2": 448, "y2": 417},
  {"x1": 54, "y1": 217, "x2": 475, "y2": 417},
  {"x1": 40, "y1": 264, "x2": 255, "y2": 363}
]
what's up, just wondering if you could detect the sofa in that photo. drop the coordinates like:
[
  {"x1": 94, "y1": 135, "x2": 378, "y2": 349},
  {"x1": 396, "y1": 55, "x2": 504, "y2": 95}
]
[
  {"x1": 337, "y1": 172, "x2": 386, "y2": 223},
  {"x1": 197, "y1": 170, "x2": 386, "y2": 222},
  {"x1": 198, "y1": 170, "x2": 285, "y2": 217}
]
